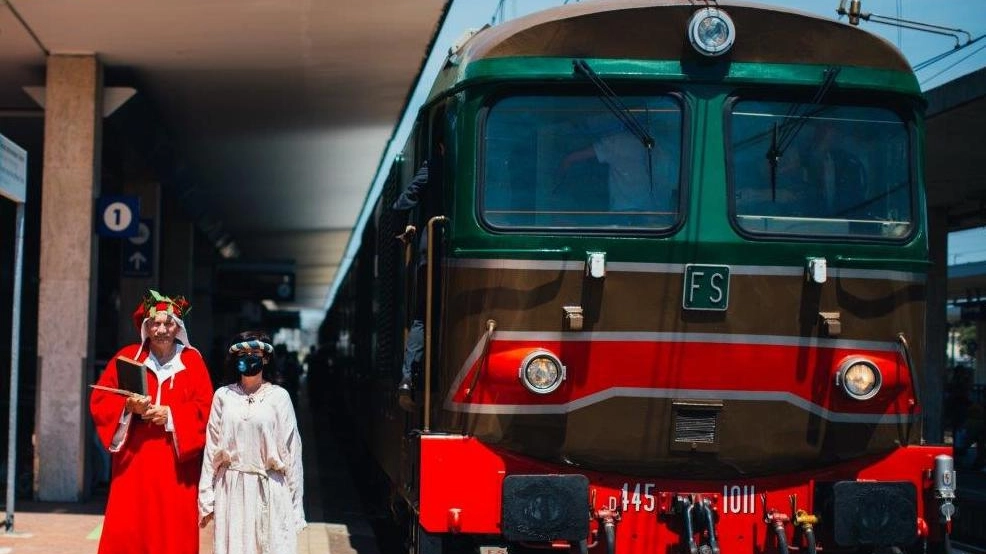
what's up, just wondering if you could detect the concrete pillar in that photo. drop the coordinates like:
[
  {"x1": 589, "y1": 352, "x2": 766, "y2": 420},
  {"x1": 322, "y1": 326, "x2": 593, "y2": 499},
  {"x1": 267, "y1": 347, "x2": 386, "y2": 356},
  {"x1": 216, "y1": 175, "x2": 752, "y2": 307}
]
[
  {"x1": 925, "y1": 206, "x2": 948, "y2": 444},
  {"x1": 35, "y1": 54, "x2": 103, "y2": 501}
]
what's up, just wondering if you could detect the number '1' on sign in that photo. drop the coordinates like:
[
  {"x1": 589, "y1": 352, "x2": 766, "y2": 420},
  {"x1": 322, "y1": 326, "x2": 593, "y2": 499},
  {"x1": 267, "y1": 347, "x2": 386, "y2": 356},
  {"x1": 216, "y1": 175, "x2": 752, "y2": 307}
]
[{"x1": 96, "y1": 195, "x2": 140, "y2": 238}]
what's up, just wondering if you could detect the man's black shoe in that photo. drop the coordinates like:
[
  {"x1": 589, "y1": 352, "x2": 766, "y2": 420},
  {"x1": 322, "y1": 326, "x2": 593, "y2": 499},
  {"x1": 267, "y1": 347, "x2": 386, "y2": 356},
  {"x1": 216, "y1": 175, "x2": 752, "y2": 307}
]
[{"x1": 398, "y1": 378, "x2": 415, "y2": 412}]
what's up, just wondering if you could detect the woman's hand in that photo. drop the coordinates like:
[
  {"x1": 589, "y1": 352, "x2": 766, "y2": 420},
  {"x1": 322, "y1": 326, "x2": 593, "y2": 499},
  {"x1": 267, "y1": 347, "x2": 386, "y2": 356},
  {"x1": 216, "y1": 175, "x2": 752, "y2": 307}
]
[
  {"x1": 125, "y1": 394, "x2": 152, "y2": 415},
  {"x1": 142, "y1": 404, "x2": 171, "y2": 426},
  {"x1": 200, "y1": 513, "x2": 214, "y2": 528}
]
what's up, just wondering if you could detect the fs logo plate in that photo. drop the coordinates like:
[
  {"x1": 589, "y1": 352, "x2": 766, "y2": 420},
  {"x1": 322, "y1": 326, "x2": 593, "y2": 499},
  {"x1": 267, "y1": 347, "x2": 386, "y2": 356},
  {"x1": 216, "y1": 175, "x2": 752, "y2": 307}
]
[{"x1": 682, "y1": 264, "x2": 730, "y2": 311}]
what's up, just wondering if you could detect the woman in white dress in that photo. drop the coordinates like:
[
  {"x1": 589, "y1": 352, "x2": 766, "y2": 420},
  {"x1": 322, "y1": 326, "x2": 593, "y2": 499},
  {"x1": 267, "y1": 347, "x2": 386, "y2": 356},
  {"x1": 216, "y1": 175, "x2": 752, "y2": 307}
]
[{"x1": 198, "y1": 330, "x2": 306, "y2": 554}]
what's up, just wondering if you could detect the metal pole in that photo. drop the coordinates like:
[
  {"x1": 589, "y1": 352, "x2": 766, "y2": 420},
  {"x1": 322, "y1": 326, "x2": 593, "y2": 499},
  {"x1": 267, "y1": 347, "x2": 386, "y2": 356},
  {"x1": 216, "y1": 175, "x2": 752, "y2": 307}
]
[
  {"x1": 422, "y1": 215, "x2": 447, "y2": 432},
  {"x1": 4, "y1": 202, "x2": 25, "y2": 532}
]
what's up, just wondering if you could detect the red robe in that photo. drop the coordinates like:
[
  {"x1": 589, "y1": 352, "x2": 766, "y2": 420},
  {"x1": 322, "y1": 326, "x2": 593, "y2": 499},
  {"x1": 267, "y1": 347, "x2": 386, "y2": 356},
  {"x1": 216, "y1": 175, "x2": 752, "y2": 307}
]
[{"x1": 90, "y1": 343, "x2": 214, "y2": 554}]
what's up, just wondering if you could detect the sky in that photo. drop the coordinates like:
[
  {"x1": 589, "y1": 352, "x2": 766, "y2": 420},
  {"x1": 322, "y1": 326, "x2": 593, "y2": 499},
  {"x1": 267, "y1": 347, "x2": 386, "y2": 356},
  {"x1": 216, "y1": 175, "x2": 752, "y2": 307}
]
[
  {"x1": 328, "y1": 0, "x2": 986, "y2": 306},
  {"x1": 949, "y1": 228, "x2": 986, "y2": 266}
]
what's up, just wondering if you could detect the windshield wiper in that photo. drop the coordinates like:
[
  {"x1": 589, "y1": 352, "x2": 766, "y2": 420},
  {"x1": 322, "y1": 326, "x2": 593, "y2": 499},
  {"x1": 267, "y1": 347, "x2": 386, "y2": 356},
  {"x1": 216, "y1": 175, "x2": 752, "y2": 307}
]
[
  {"x1": 765, "y1": 66, "x2": 841, "y2": 197},
  {"x1": 574, "y1": 59, "x2": 654, "y2": 149},
  {"x1": 573, "y1": 59, "x2": 657, "y2": 195}
]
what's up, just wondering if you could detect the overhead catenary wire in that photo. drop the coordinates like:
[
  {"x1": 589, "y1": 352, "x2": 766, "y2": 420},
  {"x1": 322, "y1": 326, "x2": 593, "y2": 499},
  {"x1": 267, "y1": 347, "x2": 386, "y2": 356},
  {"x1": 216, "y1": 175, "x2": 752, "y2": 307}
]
[
  {"x1": 490, "y1": 0, "x2": 506, "y2": 25},
  {"x1": 839, "y1": 0, "x2": 984, "y2": 85},
  {"x1": 914, "y1": 33, "x2": 986, "y2": 71},
  {"x1": 920, "y1": 41, "x2": 986, "y2": 86},
  {"x1": 896, "y1": 0, "x2": 902, "y2": 49},
  {"x1": 850, "y1": 10, "x2": 971, "y2": 48}
]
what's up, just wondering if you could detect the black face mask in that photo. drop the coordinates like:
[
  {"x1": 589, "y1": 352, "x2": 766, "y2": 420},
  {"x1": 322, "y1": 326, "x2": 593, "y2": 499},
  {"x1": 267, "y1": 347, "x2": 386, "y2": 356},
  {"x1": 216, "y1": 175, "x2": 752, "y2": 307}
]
[{"x1": 236, "y1": 355, "x2": 264, "y2": 376}]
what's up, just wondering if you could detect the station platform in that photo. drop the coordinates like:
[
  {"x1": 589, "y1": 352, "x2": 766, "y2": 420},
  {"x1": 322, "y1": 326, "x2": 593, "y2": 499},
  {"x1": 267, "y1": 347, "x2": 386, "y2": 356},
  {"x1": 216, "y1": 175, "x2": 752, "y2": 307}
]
[{"x1": 0, "y1": 381, "x2": 380, "y2": 554}]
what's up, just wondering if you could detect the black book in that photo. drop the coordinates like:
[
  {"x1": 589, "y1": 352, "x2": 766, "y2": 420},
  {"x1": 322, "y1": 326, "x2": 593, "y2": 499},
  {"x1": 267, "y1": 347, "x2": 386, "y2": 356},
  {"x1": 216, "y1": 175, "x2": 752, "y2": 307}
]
[{"x1": 116, "y1": 356, "x2": 148, "y2": 396}]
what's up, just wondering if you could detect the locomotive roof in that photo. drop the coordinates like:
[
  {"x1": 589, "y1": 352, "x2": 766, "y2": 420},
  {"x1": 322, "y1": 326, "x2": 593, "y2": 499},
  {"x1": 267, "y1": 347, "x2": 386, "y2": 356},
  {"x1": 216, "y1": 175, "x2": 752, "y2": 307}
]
[{"x1": 446, "y1": 0, "x2": 911, "y2": 75}]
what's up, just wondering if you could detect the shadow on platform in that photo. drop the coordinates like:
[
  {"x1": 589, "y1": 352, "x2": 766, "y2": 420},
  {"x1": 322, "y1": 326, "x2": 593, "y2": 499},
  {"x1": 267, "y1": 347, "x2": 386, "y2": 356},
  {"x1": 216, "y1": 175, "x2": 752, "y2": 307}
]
[{"x1": 297, "y1": 374, "x2": 382, "y2": 554}]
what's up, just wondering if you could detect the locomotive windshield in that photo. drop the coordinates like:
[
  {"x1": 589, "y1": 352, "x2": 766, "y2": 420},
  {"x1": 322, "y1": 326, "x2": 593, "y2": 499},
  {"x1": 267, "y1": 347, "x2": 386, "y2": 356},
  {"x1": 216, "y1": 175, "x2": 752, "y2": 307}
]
[
  {"x1": 729, "y1": 101, "x2": 913, "y2": 239},
  {"x1": 481, "y1": 95, "x2": 683, "y2": 231}
]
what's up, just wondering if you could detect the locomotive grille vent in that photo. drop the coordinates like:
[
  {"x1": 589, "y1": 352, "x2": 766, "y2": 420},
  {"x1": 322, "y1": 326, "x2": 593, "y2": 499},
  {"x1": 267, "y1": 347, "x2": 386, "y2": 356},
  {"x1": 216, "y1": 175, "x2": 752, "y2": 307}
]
[
  {"x1": 675, "y1": 410, "x2": 717, "y2": 443},
  {"x1": 671, "y1": 403, "x2": 721, "y2": 452}
]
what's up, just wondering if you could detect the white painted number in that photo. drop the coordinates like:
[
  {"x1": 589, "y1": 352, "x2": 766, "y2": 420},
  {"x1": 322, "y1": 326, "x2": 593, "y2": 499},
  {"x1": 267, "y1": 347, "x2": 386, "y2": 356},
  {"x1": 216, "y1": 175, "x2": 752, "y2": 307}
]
[
  {"x1": 722, "y1": 485, "x2": 756, "y2": 514},
  {"x1": 614, "y1": 483, "x2": 755, "y2": 515},
  {"x1": 102, "y1": 201, "x2": 134, "y2": 232},
  {"x1": 620, "y1": 483, "x2": 656, "y2": 512}
]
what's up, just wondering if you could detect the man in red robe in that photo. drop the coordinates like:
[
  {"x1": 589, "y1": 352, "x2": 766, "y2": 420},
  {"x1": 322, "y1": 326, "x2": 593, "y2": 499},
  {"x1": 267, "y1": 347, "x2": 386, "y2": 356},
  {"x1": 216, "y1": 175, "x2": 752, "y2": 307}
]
[{"x1": 90, "y1": 290, "x2": 214, "y2": 554}]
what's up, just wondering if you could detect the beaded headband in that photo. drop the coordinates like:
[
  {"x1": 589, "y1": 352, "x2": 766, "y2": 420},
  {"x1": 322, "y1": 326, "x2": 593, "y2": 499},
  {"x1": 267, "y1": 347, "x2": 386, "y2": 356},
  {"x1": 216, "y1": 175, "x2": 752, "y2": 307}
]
[{"x1": 229, "y1": 340, "x2": 274, "y2": 355}]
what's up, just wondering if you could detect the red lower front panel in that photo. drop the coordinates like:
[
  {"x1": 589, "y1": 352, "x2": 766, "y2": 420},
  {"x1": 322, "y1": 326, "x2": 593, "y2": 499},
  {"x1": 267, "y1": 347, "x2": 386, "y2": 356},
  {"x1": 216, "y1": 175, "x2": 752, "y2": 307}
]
[{"x1": 419, "y1": 435, "x2": 950, "y2": 552}]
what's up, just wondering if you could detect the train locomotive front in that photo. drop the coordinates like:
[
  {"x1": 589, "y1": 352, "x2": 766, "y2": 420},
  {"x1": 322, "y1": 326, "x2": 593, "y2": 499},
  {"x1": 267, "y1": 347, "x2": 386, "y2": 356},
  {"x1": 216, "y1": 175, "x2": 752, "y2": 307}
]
[{"x1": 329, "y1": 2, "x2": 958, "y2": 553}]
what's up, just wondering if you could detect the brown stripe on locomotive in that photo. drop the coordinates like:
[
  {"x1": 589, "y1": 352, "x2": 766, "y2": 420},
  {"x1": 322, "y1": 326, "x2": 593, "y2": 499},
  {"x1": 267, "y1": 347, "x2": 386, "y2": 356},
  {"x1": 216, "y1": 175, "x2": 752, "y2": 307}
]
[{"x1": 438, "y1": 263, "x2": 924, "y2": 338}]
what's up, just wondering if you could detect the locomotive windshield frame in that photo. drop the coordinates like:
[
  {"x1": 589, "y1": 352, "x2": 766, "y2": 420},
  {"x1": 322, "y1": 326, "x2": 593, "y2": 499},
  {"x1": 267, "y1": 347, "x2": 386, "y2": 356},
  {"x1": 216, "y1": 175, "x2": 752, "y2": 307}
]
[
  {"x1": 478, "y1": 89, "x2": 686, "y2": 234},
  {"x1": 726, "y1": 95, "x2": 918, "y2": 242}
]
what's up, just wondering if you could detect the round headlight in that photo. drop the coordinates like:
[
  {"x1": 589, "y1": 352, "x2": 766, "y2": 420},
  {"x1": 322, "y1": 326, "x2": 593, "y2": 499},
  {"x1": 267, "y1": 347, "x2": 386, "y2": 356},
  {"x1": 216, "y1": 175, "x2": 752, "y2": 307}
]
[
  {"x1": 688, "y1": 7, "x2": 736, "y2": 57},
  {"x1": 519, "y1": 350, "x2": 566, "y2": 394},
  {"x1": 837, "y1": 358, "x2": 882, "y2": 400}
]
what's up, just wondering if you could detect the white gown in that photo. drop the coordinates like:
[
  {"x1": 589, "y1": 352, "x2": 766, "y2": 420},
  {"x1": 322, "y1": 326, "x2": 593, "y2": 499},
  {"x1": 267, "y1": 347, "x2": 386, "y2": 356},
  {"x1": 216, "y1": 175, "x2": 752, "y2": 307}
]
[{"x1": 198, "y1": 382, "x2": 306, "y2": 554}]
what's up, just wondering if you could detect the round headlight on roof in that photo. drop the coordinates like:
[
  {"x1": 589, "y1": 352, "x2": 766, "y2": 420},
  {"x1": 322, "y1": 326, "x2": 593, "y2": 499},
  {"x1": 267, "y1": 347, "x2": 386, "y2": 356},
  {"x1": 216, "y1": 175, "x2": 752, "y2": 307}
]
[
  {"x1": 836, "y1": 357, "x2": 883, "y2": 400},
  {"x1": 688, "y1": 7, "x2": 736, "y2": 57},
  {"x1": 519, "y1": 350, "x2": 566, "y2": 395}
]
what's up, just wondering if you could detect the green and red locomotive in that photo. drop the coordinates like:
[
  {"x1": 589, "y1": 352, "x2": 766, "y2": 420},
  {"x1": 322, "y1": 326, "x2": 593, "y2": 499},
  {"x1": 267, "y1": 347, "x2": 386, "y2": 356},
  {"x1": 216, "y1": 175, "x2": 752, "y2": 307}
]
[{"x1": 326, "y1": 2, "x2": 956, "y2": 553}]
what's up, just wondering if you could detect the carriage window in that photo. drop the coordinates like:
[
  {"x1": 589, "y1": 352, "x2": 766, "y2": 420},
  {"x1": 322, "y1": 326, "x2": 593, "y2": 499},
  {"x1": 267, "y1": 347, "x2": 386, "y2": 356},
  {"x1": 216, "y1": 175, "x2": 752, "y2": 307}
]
[
  {"x1": 481, "y1": 95, "x2": 683, "y2": 231},
  {"x1": 729, "y1": 101, "x2": 913, "y2": 239}
]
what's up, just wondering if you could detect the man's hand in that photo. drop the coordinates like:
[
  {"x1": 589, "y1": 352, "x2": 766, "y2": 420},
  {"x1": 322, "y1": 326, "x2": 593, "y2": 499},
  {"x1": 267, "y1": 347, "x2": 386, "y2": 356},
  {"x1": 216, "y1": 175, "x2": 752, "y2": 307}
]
[
  {"x1": 142, "y1": 404, "x2": 170, "y2": 426},
  {"x1": 124, "y1": 394, "x2": 152, "y2": 415}
]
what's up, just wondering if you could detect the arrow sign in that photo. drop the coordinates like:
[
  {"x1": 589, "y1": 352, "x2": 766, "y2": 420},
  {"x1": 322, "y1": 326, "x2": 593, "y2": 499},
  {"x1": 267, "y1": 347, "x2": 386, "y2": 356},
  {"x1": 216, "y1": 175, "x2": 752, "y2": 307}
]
[
  {"x1": 128, "y1": 251, "x2": 148, "y2": 270},
  {"x1": 122, "y1": 219, "x2": 154, "y2": 278}
]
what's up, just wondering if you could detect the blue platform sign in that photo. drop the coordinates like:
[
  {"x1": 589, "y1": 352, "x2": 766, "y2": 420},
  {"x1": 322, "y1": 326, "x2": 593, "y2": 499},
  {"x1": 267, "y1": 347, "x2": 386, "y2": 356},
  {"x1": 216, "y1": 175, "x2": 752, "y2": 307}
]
[
  {"x1": 96, "y1": 195, "x2": 140, "y2": 237},
  {"x1": 122, "y1": 219, "x2": 153, "y2": 278}
]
